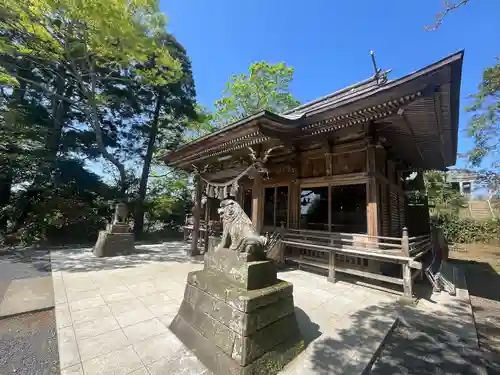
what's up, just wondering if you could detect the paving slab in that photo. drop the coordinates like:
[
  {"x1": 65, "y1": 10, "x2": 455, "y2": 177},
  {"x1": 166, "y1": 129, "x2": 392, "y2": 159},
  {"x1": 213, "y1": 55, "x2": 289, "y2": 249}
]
[
  {"x1": 0, "y1": 276, "x2": 54, "y2": 318},
  {"x1": 369, "y1": 278, "x2": 488, "y2": 375},
  {"x1": 49, "y1": 241, "x2": 401, "y2": 375}
]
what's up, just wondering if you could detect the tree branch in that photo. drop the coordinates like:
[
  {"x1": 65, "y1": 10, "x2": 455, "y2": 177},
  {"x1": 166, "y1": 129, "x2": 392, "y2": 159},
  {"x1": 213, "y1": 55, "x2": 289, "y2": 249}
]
[
  {"x1": 7, "y1": 73, "x2": 80, "y2": 107},
  {"x1": 426, "y1": 0, "x2": 470, "y2": 30}
]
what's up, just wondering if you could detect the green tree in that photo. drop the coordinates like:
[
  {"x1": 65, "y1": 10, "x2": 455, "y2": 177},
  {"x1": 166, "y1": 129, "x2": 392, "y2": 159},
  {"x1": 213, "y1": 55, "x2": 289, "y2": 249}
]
[
  {"x1": 214, "y1": 61, "x2": 300, "y2": 126},
  {"x1": 184, "y1": 104, "x2": 216, "y2": 141},
  {"x1": 427, "y1": 0, "x2": 500, "y2": 200},
  {"x1": 424, "y1": 171, "x2": 466, "y2": 216},
  {"x1": 0, "y1": 0, "x2": 182, "y2": 194},
  {"x1": 132, "y1": 33, "x2": 196, "y2": 236},
  {"x1": 466, "y1": 63, "x2": 500, "y2": 168}
]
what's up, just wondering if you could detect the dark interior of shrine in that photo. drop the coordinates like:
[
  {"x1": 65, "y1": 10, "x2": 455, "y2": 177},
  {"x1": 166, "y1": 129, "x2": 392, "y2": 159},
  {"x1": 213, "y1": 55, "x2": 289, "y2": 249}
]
[{"x1": 299, "y1": 184, "x2": 367, "y2": 233}]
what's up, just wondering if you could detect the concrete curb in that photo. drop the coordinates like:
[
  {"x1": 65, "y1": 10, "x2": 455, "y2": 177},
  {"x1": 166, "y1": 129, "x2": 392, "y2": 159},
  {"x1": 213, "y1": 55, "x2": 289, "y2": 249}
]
[
  {"x1": 454, "y1": 264, "x2": 481, "y2": 349},
  {"x1": 360, "y1": 316, "x2": 400, "y2": 375},
  {"x1": 0, "y1": 305, "x2": 54, "y2": 320},
  {"x1": 0, "y1": 276, "x2": 55, "y2": 319}
]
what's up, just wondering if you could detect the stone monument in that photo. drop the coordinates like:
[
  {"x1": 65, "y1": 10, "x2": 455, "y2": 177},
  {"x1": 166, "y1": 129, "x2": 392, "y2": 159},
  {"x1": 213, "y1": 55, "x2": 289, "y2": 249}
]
[
  {"x1": 93, "y1": 202, "x2": 134, "y2": 257},
  {"x1": 170, "y1": 199, "x2": 304, "y2": 375}
]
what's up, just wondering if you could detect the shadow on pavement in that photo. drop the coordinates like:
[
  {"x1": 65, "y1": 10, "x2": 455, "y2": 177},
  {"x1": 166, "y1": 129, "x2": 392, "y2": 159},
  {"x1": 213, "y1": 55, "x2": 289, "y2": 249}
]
[
  {"x1": 49, "y1": 241, "x2": 204, "y2": 273},
  {"x1": 303, "y1": 298, "x2": 487, "y2": 375}
]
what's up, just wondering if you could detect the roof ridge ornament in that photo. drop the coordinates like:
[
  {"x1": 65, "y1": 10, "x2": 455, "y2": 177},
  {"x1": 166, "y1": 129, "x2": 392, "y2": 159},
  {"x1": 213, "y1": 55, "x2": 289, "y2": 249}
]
[{"x1": 370, "y1": 50, "x2": 388, "y2": 85}]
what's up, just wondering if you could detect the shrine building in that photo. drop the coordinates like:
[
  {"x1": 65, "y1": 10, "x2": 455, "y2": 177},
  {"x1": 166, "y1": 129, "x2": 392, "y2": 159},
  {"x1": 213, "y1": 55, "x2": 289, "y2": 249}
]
[{"x1": 162, "y1": 51, "x2": 464, "y2": 297}]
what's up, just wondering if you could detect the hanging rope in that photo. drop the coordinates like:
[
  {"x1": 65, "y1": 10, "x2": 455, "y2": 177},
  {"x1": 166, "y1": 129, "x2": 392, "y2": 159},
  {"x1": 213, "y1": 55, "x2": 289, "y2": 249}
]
[
  {"x1": 191, "y1": 146, "x2": 281, "y2": 200},
  {"x1": 193, "y1": 164, "x2": 256, "y2": 200}
]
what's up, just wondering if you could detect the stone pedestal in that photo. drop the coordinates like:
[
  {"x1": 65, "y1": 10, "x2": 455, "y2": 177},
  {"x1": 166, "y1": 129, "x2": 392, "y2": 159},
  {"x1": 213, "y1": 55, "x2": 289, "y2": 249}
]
[
  {"x1": 93, "y1": 224, "x2": 134, "y2": 257},
  {"x1": 170, "y1": 248, "x2": 304, "y2": 375}
]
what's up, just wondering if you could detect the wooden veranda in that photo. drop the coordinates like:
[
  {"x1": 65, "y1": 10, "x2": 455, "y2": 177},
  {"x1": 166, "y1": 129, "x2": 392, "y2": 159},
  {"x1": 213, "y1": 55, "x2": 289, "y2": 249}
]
[{"x1": 162, "y1": 51, "x2": 464, "y2": 297}]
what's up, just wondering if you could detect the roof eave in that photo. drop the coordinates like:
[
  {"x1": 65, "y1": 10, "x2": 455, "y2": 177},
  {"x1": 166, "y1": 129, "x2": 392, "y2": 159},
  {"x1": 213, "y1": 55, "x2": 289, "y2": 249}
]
[{"x1": 161, "y1": 110, "x2": 301, "y2": 164}]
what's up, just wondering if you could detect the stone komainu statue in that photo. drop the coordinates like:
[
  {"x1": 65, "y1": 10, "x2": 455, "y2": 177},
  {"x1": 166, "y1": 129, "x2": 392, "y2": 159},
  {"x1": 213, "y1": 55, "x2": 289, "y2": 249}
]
[
  {"x1": 216, "y1": 199, "x2": 267, "y2": 256},
  {"x1": 112, "y1": 203, "x2": 128, "y2": 225}
]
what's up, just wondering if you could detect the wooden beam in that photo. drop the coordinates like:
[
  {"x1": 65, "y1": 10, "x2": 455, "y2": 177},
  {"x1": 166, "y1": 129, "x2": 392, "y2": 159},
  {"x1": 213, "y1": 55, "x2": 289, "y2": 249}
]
[
  {"x1": 324, "y1": 141, "x2": 333, "y2": 176},
  {"x1": 375, "y1": 172, "x2": 404, "y2": 195},
  {"x1": 366, "y1": 138, "x2": 378, "y2": 237},
  {"x1": 251, "y1": 172, "x2": 264, "y2": 233},
  {"x1": 433, "y1": 92, "x2": 448, "y2": 166},
  {"x1": 397, "y1": 109, "x2": 425, "y2": 162},
  {"x1": 203, "y1": 198, "x2": 210, "y2": 253},
  {"x1": 299, "y1": 172, "x2": 368, "y2": 188},
  {"x1": 190, "y1": 174, "x2": 202, "y2": 256}
]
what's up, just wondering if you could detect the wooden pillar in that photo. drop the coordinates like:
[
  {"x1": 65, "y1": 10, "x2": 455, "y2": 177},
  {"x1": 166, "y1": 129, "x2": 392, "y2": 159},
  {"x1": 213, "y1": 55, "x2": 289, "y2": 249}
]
[
  {"x1": 236, "y1": 182, "x2": 244, "y2": 207},
  {"x1": 203, "y1": 198, "x2": 210, "y2": 253},
  {"x1": 290, "y1": 150, "x2": 301, "y2": 229},
  {"x1": 251, "y1": 173, "x2": 264, "y2": 233},
  {"x1": 401, "y1": 227, "x2": 410, "y2": 256},
  {"x1": 366, "y1": 140, "x2": 378, "y2": 237},
  {"x1": 401, "y1": 227, "x2": 412, "y2": 297},
  {"x1": 327, "y1": 251, "x2": 336, "y2": 283},
  {"x1": 289, "y1": 181, "x2": 299, "y2": 229},
  {"x1": 328, "y1": 184, "x2": 332, "y2": 232},
  {"x1": 402, "y1": 263, "x2": 413, "y2": 298},
  {"x1": 190, "y1": 174, "x2": 202, "y2": 256},
  {"x1": 398, "y1": 171, "x2": 406, "y2": 233}
]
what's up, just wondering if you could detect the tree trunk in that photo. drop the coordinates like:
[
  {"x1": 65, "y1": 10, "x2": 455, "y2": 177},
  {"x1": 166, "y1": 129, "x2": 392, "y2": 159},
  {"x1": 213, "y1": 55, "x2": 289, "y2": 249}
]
[
  {"x1": 47, "y1": 65, "x2": 73, "y2": 161},
  {"x1": 0, "y1": 171, "x2": 12, "y2": 232},
  {"x1": 87, "y1": 63, "x2": 128, "y2": 196},
  {"x1": 134, "y1": 92, "x2": 163, "y2": 237}
]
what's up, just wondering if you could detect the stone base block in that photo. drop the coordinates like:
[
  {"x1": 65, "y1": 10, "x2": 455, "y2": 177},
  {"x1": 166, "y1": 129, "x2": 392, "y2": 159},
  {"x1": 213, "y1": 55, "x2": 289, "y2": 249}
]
[
  {"x1": 170, "y1": 269, "x2": 304, "y2": 375},
  {"x1": 170, "y1": 314, "x2": 303, "y2": 375},
  {"x1": 204, "y1": 248, "x2": 277, "y2": 290},
  {"x1": 93, "y1": 230, "x2": 134, "y2": 257},
  {"x1": 107, "y1": 223, "x2": 130, "y2": 234}
]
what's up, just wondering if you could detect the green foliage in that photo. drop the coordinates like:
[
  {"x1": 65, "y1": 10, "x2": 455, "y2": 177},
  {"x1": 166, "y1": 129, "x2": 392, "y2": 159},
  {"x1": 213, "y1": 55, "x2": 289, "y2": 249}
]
[
  {"x1": 183, "y1": 104, "x2": 217, "y2": 141},
  {"x1": 466, "y1": 62, "x2": 500, "y2": 169},
  {"x1": 139, "y1": 170, "x2": 191, "y2": 231},
  {"x1": 0, "y1": 0, "x2": 183, "y2": 193},
  {"x1": 424, "y1": 170, "x2": 467, "y2": 215},
  {"x1": 0, "y1": 0, "x2": 181, "y2": 87},
  {"x1": 180, "y1": 61, "x2": 300, "y2": 143},
  {"x1": 431, "y1": 214, "x2": 500, "y2": 244},
  {"x1": 214, "y1": 61, "x2": 300, "y2": 126},
  {"x1": 0, "y1": 2, "x2": 195, "y2": 245}
]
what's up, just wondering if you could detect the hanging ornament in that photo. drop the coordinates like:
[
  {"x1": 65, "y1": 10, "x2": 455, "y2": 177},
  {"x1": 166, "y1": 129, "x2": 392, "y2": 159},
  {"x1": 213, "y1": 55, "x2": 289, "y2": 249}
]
[{"x1": 230, "y1": 180, "x2": 239, "y2": 196}]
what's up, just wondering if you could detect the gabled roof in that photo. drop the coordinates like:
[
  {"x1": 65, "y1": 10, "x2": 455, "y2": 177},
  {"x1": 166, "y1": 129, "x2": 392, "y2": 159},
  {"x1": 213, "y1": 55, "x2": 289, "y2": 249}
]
[{"x1": 162, "y1": 50, "x2": 464, "y2": 171}]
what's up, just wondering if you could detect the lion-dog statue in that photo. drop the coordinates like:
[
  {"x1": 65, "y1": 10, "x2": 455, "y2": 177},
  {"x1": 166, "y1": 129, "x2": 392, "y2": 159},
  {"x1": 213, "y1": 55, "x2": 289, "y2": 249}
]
[{"x1": 216, "y1": 199, "x2": 267, "y2": 256}]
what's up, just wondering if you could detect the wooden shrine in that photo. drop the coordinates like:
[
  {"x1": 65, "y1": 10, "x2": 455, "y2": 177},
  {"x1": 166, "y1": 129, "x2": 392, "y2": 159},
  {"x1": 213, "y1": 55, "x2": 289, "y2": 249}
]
[{"x1": 162, "y1": 51, "x2": 464, "y2": 297}]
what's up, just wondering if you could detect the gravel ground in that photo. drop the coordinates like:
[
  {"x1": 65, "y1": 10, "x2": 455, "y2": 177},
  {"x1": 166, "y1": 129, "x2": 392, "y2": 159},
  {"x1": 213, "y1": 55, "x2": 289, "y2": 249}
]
[{"x1": 0, "y1": 309, "x2": 59, "y2": 375}]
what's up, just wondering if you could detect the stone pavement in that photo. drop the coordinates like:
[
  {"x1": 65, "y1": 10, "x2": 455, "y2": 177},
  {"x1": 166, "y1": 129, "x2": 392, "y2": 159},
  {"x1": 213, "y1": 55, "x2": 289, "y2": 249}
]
[
  {"x1": 50, "y1": 241, "x2": 400, "y2": 375},
  {"x1": 369, "y1": 271, "x2": 488, "y2": 375}
]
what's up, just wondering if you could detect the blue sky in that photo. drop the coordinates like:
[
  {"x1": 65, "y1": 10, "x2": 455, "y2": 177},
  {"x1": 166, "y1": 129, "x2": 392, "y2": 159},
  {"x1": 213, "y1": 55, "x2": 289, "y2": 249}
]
[{"x1": 160, "y1": 0, "x2": 499, "y2": 169}]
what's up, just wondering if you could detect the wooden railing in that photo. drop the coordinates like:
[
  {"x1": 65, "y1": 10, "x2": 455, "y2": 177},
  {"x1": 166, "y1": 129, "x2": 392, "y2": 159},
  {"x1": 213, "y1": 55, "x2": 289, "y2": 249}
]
[
  {"x1": 183, "y1": 218, "x2": 221, "y2": 242},
  {"x1": 281, "y1": 228, "x2": 432, "y2": 297},
  {"x1": 408, "y1": 234, "x2": 432, "y2": 257}
]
